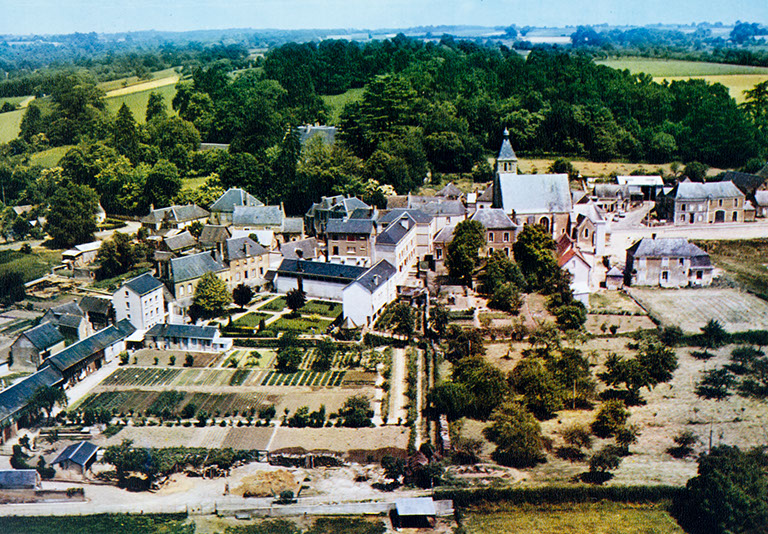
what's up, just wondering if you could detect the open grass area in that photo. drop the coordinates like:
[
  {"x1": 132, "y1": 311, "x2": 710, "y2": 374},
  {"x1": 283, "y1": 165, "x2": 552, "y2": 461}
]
[
  {"x1": 28, "y1": 145, "x2": 74, "y2": 168},
  {"x1": 695, "y1": 239, "x2": 768, "y2": 301},
  {"x1": 628, "y1": 287, "x2": 768, "y2": 333},
  {"x1": 321, "y1": 87, "x2": 364, "y2": 124},
  {"x1": 596, "y1": 57, "x2": 768, "y2": 104},
  {"x1": 0, "y1": 96, "x2": 28, "y2": 108},
  {"x1": 181, "y1": 174, "x2": 209, "y2": 192},
  {"x1": 0, "y1": 513, "x2": 191, "y2": 534},
  {"x1": 271, "y1": 315, "x2": 333, "y2": 333},
  {"x1": 104, "y1": 83, "x2": 177, "y2": 123},
  {"x1": 97, "y1": 67, "x2": 180, "y2": 93},
  {"x1": 232, "y1": 311, "x2": 272, "y2": 328},
  {"x1": 0, "y1": 107, "x2": 25, "y2": 143},
  {"x1": 0, "y1": 248, "x2": 62, "y2": 282},
  {"x1": 464, "y1": 502, "x2": 683, "y2": 534},
  {"x1": 301, "y1": 299, "x2": 342, "y2": 316},
  {"x1": 259, "y1": 296, "x2": 287, "y2": 311}
]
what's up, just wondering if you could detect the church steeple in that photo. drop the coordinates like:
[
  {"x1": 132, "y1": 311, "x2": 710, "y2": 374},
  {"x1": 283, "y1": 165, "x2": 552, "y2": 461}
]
[{"x1": 497, "y1": 128, "x2": 517, "y2": 174}]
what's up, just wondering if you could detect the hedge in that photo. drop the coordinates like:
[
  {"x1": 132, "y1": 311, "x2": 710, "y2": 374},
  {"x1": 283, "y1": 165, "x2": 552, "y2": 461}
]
[{"x1": 434, "y1": 485, "x2": 683, "y2": 507}]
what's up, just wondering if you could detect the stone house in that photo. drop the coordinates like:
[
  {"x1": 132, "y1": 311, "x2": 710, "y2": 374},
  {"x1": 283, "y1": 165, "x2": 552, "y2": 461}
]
[
  {"x1": 209, "y1": 188, "x2": 263, "y2": 225},
  {"x1": 326, "y1": 218, "x2": 377, "y2": 267},
  {"x1": 9, "y1": 322, "x2": 65, "y2": 371},
  {"x1": 657, "y1": 180, "x2": 746, "y2": 225},
  {"x1": 625, "y1": 238, "x2": 714, "y2": 288},
  {"x1": 140, "y1": 204, "x2": 209, "y2": 234},
  {"x1": 469, "y1": 208, "x2": 517, "y2": 258}
]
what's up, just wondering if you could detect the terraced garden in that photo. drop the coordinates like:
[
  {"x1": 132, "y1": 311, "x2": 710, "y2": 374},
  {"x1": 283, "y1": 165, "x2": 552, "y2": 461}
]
[
  {"x1": 261, "y1": 369, "x2": 346, "y2": 387},
  {"x1": 76, "y1": 390, "x2": 268, "y2": 416}
]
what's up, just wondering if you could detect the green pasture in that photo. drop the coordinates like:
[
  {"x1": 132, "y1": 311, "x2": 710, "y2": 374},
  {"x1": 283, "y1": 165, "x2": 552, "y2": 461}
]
[
  {"x1": 321, "y1": 87, "x2": 364, "y2": 124},
  {"x1": 104, "y1": 83, "x2": 177, "y2": 122},
  {"x1": 596, "y1": 57, "x2": 768, "y2": 77}
]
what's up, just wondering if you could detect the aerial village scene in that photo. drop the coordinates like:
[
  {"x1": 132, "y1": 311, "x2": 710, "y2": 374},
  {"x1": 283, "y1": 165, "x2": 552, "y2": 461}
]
[{"x1": 0, "y1": 1, "x2": 766, "y2": 533}]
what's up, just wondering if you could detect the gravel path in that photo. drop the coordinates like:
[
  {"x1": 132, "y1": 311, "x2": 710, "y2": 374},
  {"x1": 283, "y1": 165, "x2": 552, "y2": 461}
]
[{"x1": 386, "y1": 348, "x2": 407, "y2": 425}]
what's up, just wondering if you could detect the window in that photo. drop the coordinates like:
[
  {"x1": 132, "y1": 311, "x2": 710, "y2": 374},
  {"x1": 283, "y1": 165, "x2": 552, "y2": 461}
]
[
  {"x1": 503, "y1": 232, "x2": 510, "y2": 242},
  {"x1": 347, "y1": 246, "x2": 356, "y2": 254},
  {"x1": 719, "y1": 199, "x2": 723, "y2": 207},
  {"x1": 504, "y1": 248, "x2": 510, "y2": 257},
  {"x1": 584, "y1": 228, "x2": 590, "y2": 238},
  {"x1": 681, "y1": 204, "x2": 686, "y2": 211},
  {"x1": 697, "y1": 271, "x2": 703, "y2": 279},
  {"x1": 488, "y1": 232, "x2": 494, "y2": 242},
  {"x1": 179, "y1": 286, "x2": 184, "y2": 296},
  {"x1": 347, "y1": 235, "x2": 355, "y2": 242},
  {"x1": 662, "y1": 271, "x2": 668, "y2": 281},
  {"x1": 436, "y1": 248, "x2": 442, "y2": 260},
  {"x1": 332, "y1": 246, "x2": 339, "y2": 255}
]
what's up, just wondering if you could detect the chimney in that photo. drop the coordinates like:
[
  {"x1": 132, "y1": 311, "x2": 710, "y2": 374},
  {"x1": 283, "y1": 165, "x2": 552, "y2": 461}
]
[{"x1": 373, "y1": 274, "x2": 380, "y2": 286}]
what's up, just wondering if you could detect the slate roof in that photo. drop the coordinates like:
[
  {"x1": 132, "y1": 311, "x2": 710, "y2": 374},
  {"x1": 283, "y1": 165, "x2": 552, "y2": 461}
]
[
  {"x1": 386, "y1": 195, "x2": 409, "y2": 209},
  {"x1": 755, "y1": 191, "x2": 768, "y2": 206},
  {"x1": 627, "y1": 238, "x2": 711, "y2": 262},
  {"x1": 199, "y1": 225, "x2": 231, "y2": 247},
  {"x1": 376, "y1": 214, "x2": 416, "y2": 246},
  {"x1": 378, "y1": 209, "x2": 433, "y2": 225},
  {"x1": 574, "y1": 201, "x2": 606, "y2": 223},
  {"x1": 123, "y1": 272, "x2": 164, "y2": 296},
  {"x1": 170, "y1": 252, "x2": 226, "y2": 283},
  {"x1": 210, "y1": 188, "x2": 263, "y2": 213},
  {"x1": 58, "y1": 314, "x2": 85, "y2": 329},
  {"x1": 164, "y1": 230, "x2": 197, "y2": 252},
  {"x1": 606, "y1": 266, "x2": 624, "y2": 277},
  {"x1": 20, "y1": 322, "x2": 64, "y2": 351},
  {"x1": 672, "y1": 181, "x2": 744, "y2": 201},
  {"x1": 232, "y1": 205, "x2": 284, "y2": 227},
  {"x1": 594, "y1": 184, "x2": 628, "y2": 198},
  {"x1": 0, "y1": 469, "x2": 39, "y2": 489},
  {"x1": 306, "y1": 196, "x2": 370, "y2": 217},
  {"x1": 0, "y1": 366, "x2": 63, "y2": 424},
  {"x1": 478, "y1": 186, "x2": 494, "y2": 202},
  {"x1": 298, "y1": 124, "x2": 337, "y2": 145},
  {"x1": 282, "y1": 217, "x2": 304, "y2": 234},
  {"x1": 326, "y1": 218, "x2": 375, "y2": 235},
  {"x1": 758, "y1": 163, "x2": 768, "y2": 179},
  {"x1": 718, "y1": 171, "x2": 767, "y2": 195},
  {"x1": 140, "y1": 204, "x2": 209, "y2": 224},
  {"x1": 495, "y1": 174, "x2": 572, "y2": 214},
  {"x1": 79, "y1": 296, "x2": 112, "y2": 316},
  {"x1": 437, "y1": 182, "x2": 463, "y2": 199},
  {"x1": 348, "y1": 207, "x2": 378, "y2": 220},
  {"x1": 47, "y1": 320, "x2": 136, "y2": 373},
  {"x1": 497, "y1": 129, "x2": 517, "y2": 161},
  {"x1": 146, "y1": 323, "x2": 219, "y2": 340},
  {"x1": 277, "y1": 259, "x2": 367, "y2": 283},
  {"x1": 350, "y1": 260, "x2": 396, "y2": 293},
  {"x1": 280, "y1": 238, "x2": 318, "y2": 260},
  {"x1": 470, "y1": 208, "x2": 516, "y2": 229},
  {"x1": 47, "y1": 301, "x2": 84, "y2": 318},
  {"x1": 52, "y1": 441, "x2": 99, "y2": 467},
  {"x1": 433, "y1": 225, "x2": 456, "y2": 244},
  {"x1": 418, "y1": 200, "x2": 466, "y2": 217},
  {"x1": 226, "y1": 236, "x2": 267, "y2": 261}
]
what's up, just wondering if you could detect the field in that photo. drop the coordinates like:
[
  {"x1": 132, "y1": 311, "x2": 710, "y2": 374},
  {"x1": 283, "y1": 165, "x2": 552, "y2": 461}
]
[
  {"x1": 694, "y1": 239, "x2": 768, "y2": 301},
  {"x1": 28, "y1": 145, "x2": 74, "y2": 168},
  {"x1": 0, "y1": 107, "x2": 25, "y2": 143},
  {"x1": 0, "y1": 248, "x2": 62, "y2": 282},
  {"x1": 464, "y1": 502, "x2": 683, "y2": 534},
  {"x1": 0, "y1": 96, "x2": 28, "y2": 108},
  {"x1": 321, "y1": 88, "x2": 364, "y2": 124},
  {"x1": 270, "y1": 315, "x2": 333, "y2": 333},
  {"x1": 628, "y1": 287, "x2": 768, "y2": 333},
  {"x1": 596, "y1": 57, "x2": 768, "y2": 103},
  {"x1": 515, "y1": 158, "x2": 723, "y2": 179},
  {"x1": 97, "y1": 67, "x2": 180, "y2": 93},
  {"x1": 104, "y1": 83, "x2": 177, "y2": 122}
]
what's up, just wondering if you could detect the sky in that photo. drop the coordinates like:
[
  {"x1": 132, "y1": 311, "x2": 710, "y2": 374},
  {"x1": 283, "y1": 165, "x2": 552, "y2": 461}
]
[{"x1": 2, "y1": 0, "x2": 768, "y2": 36}]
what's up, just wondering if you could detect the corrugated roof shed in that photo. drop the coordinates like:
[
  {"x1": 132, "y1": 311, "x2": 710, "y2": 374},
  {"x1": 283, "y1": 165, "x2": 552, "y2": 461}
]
[
  {"x1": 395, "y1": 497, "x2": 436, "y2": 516},
  {"x1": 210, "y1": 188, "x2": 263, "y2": 213},
  {"x1": 0, "y1": 366, "x2": 63, "y2": 424},
  {"x1": 47, "y1": 320, "x2": 135, "y2": 373},
  {"x1": 617, "y1": 175, "x2": 664, "y2": 187},
  {"x1": 123, "y1": 273, "x2": 164, "y2": 296},
  {"x1": 496, "y1": 174, "x2": 572, "y2": 215},
  {"x1": 170, "y1": 252, "x2": 226, "y2": 283},
  {"x1": 20, "y1": 322, "x2": 64, "y2": 351}
]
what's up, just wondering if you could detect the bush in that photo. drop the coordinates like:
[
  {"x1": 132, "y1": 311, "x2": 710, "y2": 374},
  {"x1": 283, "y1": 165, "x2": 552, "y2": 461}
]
[{"x1": 591, "y1": 400, "x2": 629, "y2": 438}]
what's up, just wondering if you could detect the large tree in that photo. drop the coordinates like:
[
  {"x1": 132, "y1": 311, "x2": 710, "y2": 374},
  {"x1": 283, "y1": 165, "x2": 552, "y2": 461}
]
[
  {"x1": 192, "y1": 272, "x2": 231, "y2": 318},
  {"x1": 30, "y1": 385, "x2": 67, "y2": 423},
  {"x1": 143, "y1": 159, "x2": 181, "y2": 209},
  {"x1": 483, "y1": 401, "x2": 546, "y2": 468},
  {"x1": 45, "y1": 181, "x2": 99, "y2": 248},
  {"x1": 512, "y1": 224, "x2": 560, "y2": 291},
  {"x1": 446, "y1": 219, "x2": 486, "y2": 286}
]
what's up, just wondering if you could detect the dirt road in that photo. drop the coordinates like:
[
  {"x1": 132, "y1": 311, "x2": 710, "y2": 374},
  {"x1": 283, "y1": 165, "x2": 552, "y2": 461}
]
[{"x1": 387, "y1": 348, "x2": 407, "y2": 425}]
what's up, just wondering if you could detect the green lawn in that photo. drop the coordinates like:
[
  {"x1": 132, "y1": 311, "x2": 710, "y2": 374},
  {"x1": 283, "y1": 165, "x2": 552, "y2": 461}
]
[
  {"x1": 465, "y1": 502, "x2": 683, "y2": 534},
  {"x1": 596, "y1": 57, "x2": 768, "y2": 77},
  {"x1": 0, "y1": 513, "x2": 190, "y2": 534},
  {"x1": 181, "y1": 174, "x2": 209, "y2": 192},
  {"x1": 0, "y1": 107, "x2": 25, "y2": 143},
  {"x1": 0, "y1": 249, "x2": 62, "y2": 282},
  {"x1": 29, "y1": 145, "x2": 74, "y2": 168},
  {"x1": 271, "y1": 315, "x2": 332, "y2": 333},
  {"x1": 302, "y1": 299, "x2": 342, "y2": 317},
  {"x1": 0, "y1": 96, "x2": 28, "y2": 108},
  {"x1": 97, "y1": 67, "x2": 180, "y2": 93},
  {"x1": 104, "y1": 83, "x2": 177, "y2": 123},
  {"x1": 694, "y1": 239, "x2": 768, "y2": 301},
  {"x1": 232, "y1": 312, "x2": 271, "y2": 328},
  {"x1": 321, "y1": 87, "x2": 364, "y2": 124},
  {"x1": 259, "y1": 296, "x2": 287, "y2": 312}
]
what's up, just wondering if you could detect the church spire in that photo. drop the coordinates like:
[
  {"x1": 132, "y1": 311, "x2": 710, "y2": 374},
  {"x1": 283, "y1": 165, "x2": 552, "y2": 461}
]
[{"x1": 497, "y1": 128, "x2": 517, "y2": 174}]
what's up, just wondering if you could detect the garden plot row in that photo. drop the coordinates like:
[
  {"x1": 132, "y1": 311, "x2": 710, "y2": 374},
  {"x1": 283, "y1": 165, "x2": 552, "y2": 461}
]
[
  {"x1": 174, "y1": 369, "x2": 239, "y2": 387},
  {"x1": 299, "y1": 349, "x2": 370, "y2": 371},
  {"x1": 186, "y1": 392, "x2": 267, "y2": 415},
  {"x1": 77, "y1": 390, "x2": 162, "y2": 414},
  {"x1": 102, "y1": 368, "x2": 182, "y2": 387},
  {"x1": 260, "y1": 370, "x2": 345, "y2": 387}
]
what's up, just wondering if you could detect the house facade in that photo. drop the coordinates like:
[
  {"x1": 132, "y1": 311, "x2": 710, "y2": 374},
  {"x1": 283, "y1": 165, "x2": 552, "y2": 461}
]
[
  {"x1": 342, "y1": 260, "x2": 398, "y2": 329},
  {"x1": 225, "y1": 236, "x2": 269, "y2": 287},
  {"x1": 469, "y1": 209, "x2": 517, "y2": 258},
  {"x1": 326, "y1": 218, "x2": 376, "y2": 267},
  {"x1": 9, "y1": 322, "x2": 65, "y2": 371},
  {"x1": 156, "y1": 251, "x2": 229, "y2": 307},
  {"x1": 274, "y1": 259, "x2": 367, "y2": 300},
  {"x1": 113, "y1": 273, "x2": 166, "y2": 331},
  {"x1": 625, "y1": 238, "x2": 714, "y2": 288},
  {"x1": 374, "y1": 213, "x2": 418, "y2": 285},
  {"x1": 144, "y1": 324, "x2": 233, "y2": 353},
  {"x1": 140, "y1": 204, "x2": 209, "y2": 234},
  {"x1": 378, "y1": 209, "x2": 436, "y2": 260},
  {"x1": 658, "y1": 181, "x2": 746, "y2": 225},
  {"x1": 209, "y1": 188, "x2": 263, "y2": 225}
]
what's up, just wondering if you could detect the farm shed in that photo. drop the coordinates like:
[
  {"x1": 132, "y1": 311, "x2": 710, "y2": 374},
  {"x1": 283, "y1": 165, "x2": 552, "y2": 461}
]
[
  {"x1": 47, "y1": 320, "x2": 136, "y2": 386},
  {"x1": 0, "y1": 469, "x2": 41, "y2": 490},
  {"x1": 0, "y1": 366, "x2": 63, "y2": 444},
  {"x1": 274, "y1": 259, "x2": 366, "y2": 300},
  {"x1": 52, "y1": 441, "x2": 99, "y2": 476},
  {"x1": 9, "y1": 321, "x2": 65, "y2": 371},
  {"x1": 393, "y1": 497, "x2": 436, "y2": 529},
  {"x1": 79, "y1": 295, "x2": 113, "y2": 330}
]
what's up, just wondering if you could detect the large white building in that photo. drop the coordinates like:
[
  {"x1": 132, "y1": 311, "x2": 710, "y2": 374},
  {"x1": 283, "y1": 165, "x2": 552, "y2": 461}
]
[
  {"x1": 375, "y1": 213, "x2": 418, "y2": 285},
  {"x1": 342, "y1": 260, "x2": 397, "y2": 329},
  {"x1": 112, "y1": 273, "x2": 166, "y2": 331}
]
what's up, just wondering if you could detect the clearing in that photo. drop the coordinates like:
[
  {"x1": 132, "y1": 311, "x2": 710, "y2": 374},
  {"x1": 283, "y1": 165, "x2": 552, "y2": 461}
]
[
  {"x1": 321, "y1": 88, "x2": 364, "y2": 124},
  {"x1": 694, "y1": 239, "x2": 768, "y2": 301},
  {"x1": 628, "y1": 287, "x2": 768, "y2": 332},
  {"x1": 464, "y1": 501, "x2": 683, "y2": 534},
  {"x1": 104, "y1": 83, "x2": 177, "y2": 122}
]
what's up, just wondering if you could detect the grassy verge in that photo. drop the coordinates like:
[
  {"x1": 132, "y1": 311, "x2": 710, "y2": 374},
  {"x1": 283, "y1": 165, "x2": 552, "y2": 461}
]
[
  {"x1": 0, "y1": 249, "x2": 62, "y2": 282},
  {"x1": 259, "y1": 296, "x2": 287, "y2": 312},
  {"x1": 464, "y1": 501, "x2": 683, "y2": 534},
  {"x1": 694, "y1": 239, "x2": 768, "y2": 301},
  {"x1": 0, "y1": 513, "x2": 190, "y2": 534}
]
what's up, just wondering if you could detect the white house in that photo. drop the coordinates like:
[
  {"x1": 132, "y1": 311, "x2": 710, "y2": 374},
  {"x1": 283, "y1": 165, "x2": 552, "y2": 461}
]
[
  {"x1": 378, "y1": 209, "x2": 436, "y2": 260},
  {"x1": 572, "y1": 201, "x2": 609, "y2": 256},
  {"x1": 558, "y1": 247, "x2": 593, "y2": 305},
  {"x1": 274, "y1": 259, "x2": 367, "y2": 300},
  {"x1": 144, "y1": 323, "x2": 232, "y2": 353},
  {"x1": 342, "y1": 260, "x2": 398, "y2": 329},
  {"x1": 374, "y1": 213, "x2": 418, "y2": 285},
  {"x1": 113, "y1": 273, "x2": 166, "y2": 331}
]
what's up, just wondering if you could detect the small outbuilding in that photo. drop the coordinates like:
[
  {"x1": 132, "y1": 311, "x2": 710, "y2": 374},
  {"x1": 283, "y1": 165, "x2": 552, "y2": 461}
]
[
  {"x1": 605, "y1": 266, "x2": 624, "y2": 290},
  {"x1": 0, "y1": 469, "x2": 41, "y2": 490},
  {"x1": 52, "y1": 441, "x2": 99, "y2": 476},
  {"x1": 393, "y1": 497, "x2": 436, "y2": 529}
]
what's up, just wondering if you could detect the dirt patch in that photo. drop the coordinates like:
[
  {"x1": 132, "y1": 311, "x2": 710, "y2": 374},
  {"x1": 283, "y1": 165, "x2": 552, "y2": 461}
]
[
  {"x1": 589, "y1": 291, "x2": 646, "y2": 314},
  {"x1": 104, "y1": 426, "x2": 230, "y2": 448},
  {"x1": 221, "y1": 427, "x2": 274, "y2": 450},
  {"x1": 268, "y1": 427, "x2": 409, "y2": 454},
  {"x1": 232, "y1": 469, "x2": 297, "y2": 497},
  {"x1": 585, "y1": 314, "x2": 656, "y2": 335},
  {"x1": 130, "y1": 349, "x2": 218, "y2": 367}
]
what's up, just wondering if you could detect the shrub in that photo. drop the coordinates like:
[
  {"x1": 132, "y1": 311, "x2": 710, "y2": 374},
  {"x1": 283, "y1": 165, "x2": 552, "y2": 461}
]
[{"x1": 591, "y1": 400, "x2": 629, "y2": 438}]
